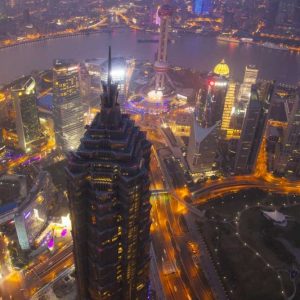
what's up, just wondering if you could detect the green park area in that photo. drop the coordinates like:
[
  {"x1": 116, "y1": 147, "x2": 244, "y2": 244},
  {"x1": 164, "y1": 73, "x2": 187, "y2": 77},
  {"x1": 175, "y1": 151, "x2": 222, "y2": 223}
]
[{"x1": 197, "y1": 189, "x2": 300, "y2": 300}]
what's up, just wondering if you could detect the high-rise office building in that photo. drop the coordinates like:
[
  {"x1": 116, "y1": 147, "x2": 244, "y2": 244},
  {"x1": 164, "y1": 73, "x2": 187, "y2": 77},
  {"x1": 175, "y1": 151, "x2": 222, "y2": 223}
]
[
  {"x1": 187, "y1": 114, "x2": 220, "y2": 180},
  {"x1": 53, "y1": 59, "x2": 84, "y2": 152},
  {"x1": 203, "y1": 82, "x2": 227, "y2": 127},
  {"x1": 234, "y1": 83, "x2": 273, "y2": 174},
  {"x1": 266, "y1": 0, "x2": 280, "y2": 29},
  {"x1": 276, "y1": 0, "x2": 297, "y2": 27},
  {"x1": 221, "y1": 82, "x2": 240, "y2": 139},
  {"x1": 202, "y1": 60, "x2": 229, "y2": 127},
  {"x1": 238, "y1": 65, "x2": 259, "y2": 109},
  {"x1": 11, "y1": 76, "x2": 41, "y2": 152},
  {"x1": 275, "y1": 89, "x2": 300, "y2": 178},
  {"x1": 0, "y1": 92, "x2": 8, "y2": 127},
  {"x1": 67, "y1": 49, "x2": 152, "y2": 300}
]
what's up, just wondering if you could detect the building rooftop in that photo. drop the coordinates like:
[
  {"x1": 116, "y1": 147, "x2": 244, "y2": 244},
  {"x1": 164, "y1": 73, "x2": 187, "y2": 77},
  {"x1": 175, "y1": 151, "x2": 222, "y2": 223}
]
[
  {"x1": 53, "y1": 59, "x2": 79, "y2": 72},
  {"x1": 213, "y1": 59, "x2": 230, "y2": 78},
  {"x1": 262, "y1": 210, "x2": 287, "y2": 226},
  {"x1": 193, "y1": 118, "x2": 219, "y2": 145},
  {"x1": 11, "y1": 76, "x2": 35, "y2": 92}
]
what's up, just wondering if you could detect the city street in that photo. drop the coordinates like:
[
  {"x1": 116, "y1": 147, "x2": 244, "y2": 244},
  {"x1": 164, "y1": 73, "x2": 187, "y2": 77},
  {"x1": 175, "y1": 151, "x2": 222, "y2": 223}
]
[{"x1": 150, "y1": 148, "x2": 214, "y2": 299}]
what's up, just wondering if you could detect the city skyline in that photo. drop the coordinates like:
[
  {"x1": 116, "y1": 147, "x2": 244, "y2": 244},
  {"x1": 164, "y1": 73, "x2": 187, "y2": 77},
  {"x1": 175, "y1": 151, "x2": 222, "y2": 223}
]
[{"x1": 0, "y1": 1, "x2": 299, "y2": 300}]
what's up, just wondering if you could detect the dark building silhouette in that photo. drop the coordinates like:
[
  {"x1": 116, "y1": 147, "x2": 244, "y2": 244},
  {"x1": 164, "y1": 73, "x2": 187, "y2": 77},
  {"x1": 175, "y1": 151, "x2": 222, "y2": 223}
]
[
  {"x1": 275, "y1": 87, "x2": 300, "y2": 179},
  {"x1": 66, "y1": 48, "x2": 152, "y2": 300},
  {"x1": 235, "y1": 83, "x2": 274, "y2": 174}
]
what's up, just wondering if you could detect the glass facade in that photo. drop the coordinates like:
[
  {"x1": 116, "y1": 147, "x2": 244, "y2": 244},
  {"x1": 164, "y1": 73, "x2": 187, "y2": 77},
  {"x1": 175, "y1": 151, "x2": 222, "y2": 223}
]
[
  {"x1": 53, "y1": 59, "x2": 84, "y2": 152},
  {"x1": 11, "y1": 76, "x2": 41, "y2": 152},
  {"x1": 235, "y1": 83, "x2": 273, "y2": 174}
]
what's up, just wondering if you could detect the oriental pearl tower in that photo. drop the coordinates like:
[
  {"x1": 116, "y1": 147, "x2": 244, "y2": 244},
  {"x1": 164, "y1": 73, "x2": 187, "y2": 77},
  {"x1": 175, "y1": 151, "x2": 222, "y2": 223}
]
[{"x1": 148, "y1": 0, "x2": 175, "y2": 101}]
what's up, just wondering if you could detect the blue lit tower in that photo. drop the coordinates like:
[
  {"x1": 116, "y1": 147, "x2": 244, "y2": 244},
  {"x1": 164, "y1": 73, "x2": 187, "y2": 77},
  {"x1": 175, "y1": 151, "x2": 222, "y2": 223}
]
[
  {"x1": 193, "y1": 0, "x2": 212, "y2": 15},
  {"x1": 67, "y1": 48, "x2": 152, "y2": 299}
]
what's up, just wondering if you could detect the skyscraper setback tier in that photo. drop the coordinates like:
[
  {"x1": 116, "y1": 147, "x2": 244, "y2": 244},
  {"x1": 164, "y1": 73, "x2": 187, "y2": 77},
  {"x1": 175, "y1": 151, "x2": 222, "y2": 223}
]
[
  {"x1": 66, "y1": 71, "x2": 152, "y2": 298},
  {"x1": 53, "y1": 59, "x2": 84, "y2": 152}
]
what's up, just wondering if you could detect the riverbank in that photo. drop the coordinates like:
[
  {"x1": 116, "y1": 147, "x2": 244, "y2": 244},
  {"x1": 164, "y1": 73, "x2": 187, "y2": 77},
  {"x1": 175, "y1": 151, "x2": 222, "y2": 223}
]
[
  {"x1": 1, "y1": 26, "x2": 300, "y2": 54},
  {"x1": 0, "y1": 28, "x2": 298, "y2": 86},
  {"x1": 0, "y1": 29, "x2": 115, "y2": 51}
]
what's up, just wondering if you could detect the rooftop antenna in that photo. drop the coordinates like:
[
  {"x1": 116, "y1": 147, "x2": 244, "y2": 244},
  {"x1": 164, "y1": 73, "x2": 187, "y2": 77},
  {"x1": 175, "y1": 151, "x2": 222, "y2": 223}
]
[{"x1": 107, "y1": 46, "x2": 112, "y2": 105}]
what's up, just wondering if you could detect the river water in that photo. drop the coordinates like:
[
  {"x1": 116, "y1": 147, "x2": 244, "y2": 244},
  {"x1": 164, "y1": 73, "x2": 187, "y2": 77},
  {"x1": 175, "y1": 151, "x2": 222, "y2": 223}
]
[{"x1": 0, "y1": 29, "x2": 299, "y2": 85}]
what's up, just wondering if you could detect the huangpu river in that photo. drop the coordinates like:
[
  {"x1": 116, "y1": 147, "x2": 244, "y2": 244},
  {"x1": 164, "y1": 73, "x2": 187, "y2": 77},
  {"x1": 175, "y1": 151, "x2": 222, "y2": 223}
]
[{"x1": 0, "y1": 28, "x2": 299, "y2": 85}]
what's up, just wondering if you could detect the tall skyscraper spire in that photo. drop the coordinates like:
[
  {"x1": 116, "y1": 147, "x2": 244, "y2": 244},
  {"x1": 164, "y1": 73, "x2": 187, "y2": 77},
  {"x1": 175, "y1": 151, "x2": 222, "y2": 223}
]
[
  {"x1": 67, "y1": 46, "x2": 152, "y2": 299},
  {"x1": 154, "y1": 2, "x2": 174, "y2": 93},
  {"x1": 107, "y1": 45, "x2": 112, "y2": 102},
  {"x1": 100, "y1": 47, "x2": 121, "y2": 128},
  {"x1": 147, "y1": 0, "x2": 175, "y2": 101}
]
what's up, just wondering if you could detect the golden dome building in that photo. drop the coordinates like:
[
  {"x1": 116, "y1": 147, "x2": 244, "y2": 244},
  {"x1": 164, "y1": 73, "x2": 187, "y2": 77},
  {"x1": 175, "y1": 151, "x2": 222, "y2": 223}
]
[{"x1": 213, "y1": 59, "x2": 230, "y2": 78}]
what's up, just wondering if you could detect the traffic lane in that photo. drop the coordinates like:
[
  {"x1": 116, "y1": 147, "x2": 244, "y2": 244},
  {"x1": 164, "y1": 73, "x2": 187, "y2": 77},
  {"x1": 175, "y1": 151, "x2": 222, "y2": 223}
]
[
  {"x1": 0, "y1": 271, "x2": 26, "y2": 300},
  {"x1": 25, "y1": 255, "x2": 73, "y2": 298},
  {"x1": 177, "y1": 234, "x2": 214, "y2": 300},
  {"x1": 164, "y1": 197, "x2": 214, "y2": 300},
  {"x1": 151, "y1": 198, "x2": 189, "y2": 299},
  {"x1": 152, "y1": 232, "x2": 188, "y2": 300},
  {"x1": 25, "y1": 244, "x2": 73, "y2": 280}
]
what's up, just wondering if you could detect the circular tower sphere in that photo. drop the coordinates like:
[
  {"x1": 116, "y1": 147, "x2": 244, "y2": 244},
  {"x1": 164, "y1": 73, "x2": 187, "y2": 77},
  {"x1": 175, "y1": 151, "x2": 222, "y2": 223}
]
[
  {"x1": 154, "y1": 61, "x2": 169, "y2": 72},
  {"x1": 158, "y1": 4, "x2": 173, "y2": 18}
]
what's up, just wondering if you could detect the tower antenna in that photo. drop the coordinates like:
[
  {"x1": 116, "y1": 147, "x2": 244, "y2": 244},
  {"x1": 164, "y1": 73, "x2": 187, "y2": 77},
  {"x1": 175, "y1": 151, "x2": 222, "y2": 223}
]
[{"x1": 108, "y1": 46, "x2": 112, "y2": 105}]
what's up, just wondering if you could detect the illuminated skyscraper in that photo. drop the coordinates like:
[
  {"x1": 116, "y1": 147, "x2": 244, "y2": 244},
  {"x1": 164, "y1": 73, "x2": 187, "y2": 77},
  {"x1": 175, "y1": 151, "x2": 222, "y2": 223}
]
[
  {"x1": 187, "y1": 114, "x2": 220, "y2": 180},
  {"x1": 11, "y1": 76, "x2": 41, "y2": 152},
  {"x1": 67, "y1": 49, "x2": 152, "y2": 300},
  {"x1": 238, "y1": 65, "x2": 259, "y2": 109},
  {"x1": 0, "y1": 92, "x2": 8, "y2": 127},
  {"x1": 202, "y1": 60, "x2": 230, "y2": 127},
  {"x1": 203, "y1": 80, "x2": 228, "y2": 127},
  {"x1": 100, "y1": 57, "x2": 130, "y2": 105},
  {"x1": 221, "y1": 82, "x2": 240, "y2": 139},
  {"x1": 193, "y1": 0, "x2": 212, "y2": 15},
  {"x1": 53, "y1": 60, "x2": 84, "y2": 152},
  {"x1": 234, "y1": 83, "x2": 273, "y2": 174}
]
